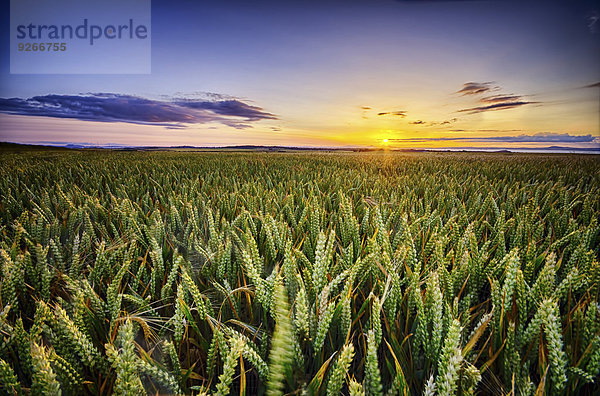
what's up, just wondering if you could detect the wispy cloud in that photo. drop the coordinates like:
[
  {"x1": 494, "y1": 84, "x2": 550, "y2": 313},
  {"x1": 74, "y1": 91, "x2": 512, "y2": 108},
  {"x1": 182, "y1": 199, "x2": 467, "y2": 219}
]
[
  {"x1": 455, "y1": 82, "x2": 537, "y2": 114},
  {"x1": 480, "y1": 94, "x2": 523, "y2": 103},
  {"x1": 0, "y1": 93, "x2": 276, "y2": 129},
  {"x1": 457, "y1": 82, "x2": 499, "y2": 95},
  {"x1": 389, "y1": 133, "x2": 598, "y2": 144},
  {"x1": 587, "y1": 10, "x2": 599, "y2": 33},
  {"x1": 377, "y1": 110, "x2": 407, "y2": 117},
  {"x1": 456, "y1": 81, "x2": 540, "y2": 114},
  {"x1": 430, "y1": 118, "x2": 458, "y2": 126},
  {"x1": 458, "y1": 101, "x2": 536, "y2": 114},
  {"x1": 408, "y1": 118, "x2": 457, "y2": 126},
  {"x1": 449, "y1": 129, "x2": 523, "y2": 133}
]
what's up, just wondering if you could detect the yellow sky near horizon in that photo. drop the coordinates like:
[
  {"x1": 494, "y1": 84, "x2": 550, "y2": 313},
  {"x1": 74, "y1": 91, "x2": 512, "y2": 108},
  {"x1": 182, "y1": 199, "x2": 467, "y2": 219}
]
[{"x1": 1, "y1": 110, "x2": 598, "y2": 149}]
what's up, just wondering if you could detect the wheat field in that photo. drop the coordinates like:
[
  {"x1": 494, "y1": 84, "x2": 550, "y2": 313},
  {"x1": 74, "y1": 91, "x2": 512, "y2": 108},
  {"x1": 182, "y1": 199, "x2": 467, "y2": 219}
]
[{"x1": 0, "y1": 148, "x2": 598, "y2": 395}]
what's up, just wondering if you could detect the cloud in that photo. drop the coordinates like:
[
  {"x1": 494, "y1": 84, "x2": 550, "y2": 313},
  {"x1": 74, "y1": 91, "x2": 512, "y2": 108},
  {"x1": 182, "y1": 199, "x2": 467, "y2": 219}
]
[
  {"x1": 584, "y1": 82, "x2": 600, "y2": 88},
  {"x1": 450, "y1": 129, "x2": 523, "y2": 133},
  {"x1": 388, "y1": 133, "x2": 598, "y2": 144},
  {"x1": 166, "y1": 91, "x2": 235, "y2": 101},
  {"x1": 409, "y1": 118, "x2": 458, "y2": 126},
  {"x1": 430, "y1": 118, "x2": 458, "y2": 126},
  {"x1": 458, "y1": 101, "x2": 535, "y2": 113},
  {"x1": 377, "y1": 110, "x2": 407, "y2": 117},
  {"x1": 439, "y1": 119, "x2": 457, "y2": 125},
  {"x1": 455, "y1": 82, "x2": 537, "y2": 113},
  {"x1": 0, "y1": 93, "x2": 276, "y2": 128},
  {"x1": 457, "y1": 82, "x2": 499, "y2": 95},
  {"x1": 480, "y1": 94, "x2": 523, "y2": 103},
  {"x1": 587, "y1": 10, "x2": 599, "y2": 33},
  {"x1": 173, "y1": 99, "x2": 275, "y2": 121}
]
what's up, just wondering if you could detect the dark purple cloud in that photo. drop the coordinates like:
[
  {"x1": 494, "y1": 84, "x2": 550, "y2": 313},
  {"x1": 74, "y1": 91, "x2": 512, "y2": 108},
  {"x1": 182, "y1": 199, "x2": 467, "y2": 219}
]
[
  {"x1": 455, "y1": 82, "x2": 537, "y2": 113},
  {"x1": 173, "y1": 99, "x2": 275, "y2": 121},
  {"x1": 458, "y1": 101, "x2": 536, "y2": 113},
  {"x1": 480, "y1": 94, "x2": 523, "y2": 103},
  {"x1": 457, "y1": 82, "x2": 499, "y2": 95},
  {"x1": 0, "y1": 93, "x2": 276, "y2": 128}
]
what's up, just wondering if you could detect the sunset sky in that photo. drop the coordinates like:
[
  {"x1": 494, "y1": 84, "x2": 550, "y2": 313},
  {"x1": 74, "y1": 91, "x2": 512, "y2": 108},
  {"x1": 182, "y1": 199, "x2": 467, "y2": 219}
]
[{"x1": 0, "y1": 0, "x2": 599, "y2": 150}]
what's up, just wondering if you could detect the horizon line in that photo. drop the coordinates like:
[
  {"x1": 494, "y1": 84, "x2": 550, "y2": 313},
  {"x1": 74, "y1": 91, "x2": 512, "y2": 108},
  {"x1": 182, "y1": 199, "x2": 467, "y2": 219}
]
[{"x1": 2, "y1": 141, "x2": 600, "y2": 154}]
